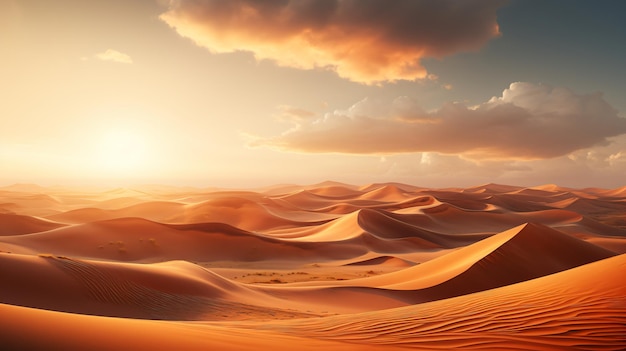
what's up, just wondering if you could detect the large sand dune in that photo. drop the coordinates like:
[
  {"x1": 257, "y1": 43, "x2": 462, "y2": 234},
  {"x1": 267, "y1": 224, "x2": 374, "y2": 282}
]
[{"x1": 0, "y1": 182, "x2": 625, "y2": 350}]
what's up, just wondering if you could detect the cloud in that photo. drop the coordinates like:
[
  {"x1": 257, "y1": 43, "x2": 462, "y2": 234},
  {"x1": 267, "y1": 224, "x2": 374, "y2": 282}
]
[
  {"x1": 94, "y1": 49, "x2": 133, "y2": 64},
  {"x1": 275, "y1": 105, "x2": 316, "y2": 122},
  {"x1": 160, "y1": 0, "x2": 503, "y2": 84},
  {"x1": 250, "y1": 82, "x2": 626, "y2": 160},
  {"x1": 360, "y1": 133, "x2": 626, "y2": 188}
]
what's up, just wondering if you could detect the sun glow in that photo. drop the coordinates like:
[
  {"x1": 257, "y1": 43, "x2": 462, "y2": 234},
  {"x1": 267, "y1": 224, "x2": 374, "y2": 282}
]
[{"x1": 96, "y1": 129, "x2": 149, "y2": 175}]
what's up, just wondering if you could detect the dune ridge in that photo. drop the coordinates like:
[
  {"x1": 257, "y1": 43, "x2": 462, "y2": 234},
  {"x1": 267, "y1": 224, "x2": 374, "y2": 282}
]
[
  {"x1": 250, "y1": 254, "x2": 626, "y2": 350},
  {"x1": 0, "y1": 213, "x2": 66, "y2": 235},
  {"x1": 1, "y1": 254, "x2": 623, "y2": 350},
  {"x1": 0, "y1": 181, "x2": 624, "y2": 350}
]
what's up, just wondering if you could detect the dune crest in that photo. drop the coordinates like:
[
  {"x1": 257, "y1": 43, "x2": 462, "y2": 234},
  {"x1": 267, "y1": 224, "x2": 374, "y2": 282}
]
[
  {"x1": 0, "y1": 181, "x2": 624, "y2": 350},
  {"x1": 0, "y1": 213, "x2": 65, "y2": 235}
]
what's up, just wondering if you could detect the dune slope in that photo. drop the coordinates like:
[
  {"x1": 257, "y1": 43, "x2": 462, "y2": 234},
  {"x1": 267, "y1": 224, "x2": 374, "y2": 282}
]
[
  {"x1": 0, "y1": 182, "x2": 625, "y2": 350},
  {"x1": 0, "y1": 254, "x2": 623, "y2": 351}
]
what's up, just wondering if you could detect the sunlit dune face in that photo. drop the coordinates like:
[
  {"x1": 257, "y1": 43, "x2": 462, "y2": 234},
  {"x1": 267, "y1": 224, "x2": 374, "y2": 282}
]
[{"x1": 95, "y1": 129, "x2": 149, "y2": 175}]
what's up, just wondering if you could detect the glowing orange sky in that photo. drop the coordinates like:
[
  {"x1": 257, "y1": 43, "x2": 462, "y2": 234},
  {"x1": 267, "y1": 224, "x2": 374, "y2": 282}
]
[{"x1": 1, "y1": 0, "x2": 625, "y2": 188}]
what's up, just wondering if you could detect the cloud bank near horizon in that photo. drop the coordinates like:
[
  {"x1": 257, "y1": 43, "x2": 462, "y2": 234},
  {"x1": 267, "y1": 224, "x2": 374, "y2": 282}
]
[
  {"x1": 250, "y1": 82, "x2": 626, "y2": 160},
  {"x1": 160, "y1": 0, "x2": 503, "y2": 84}
]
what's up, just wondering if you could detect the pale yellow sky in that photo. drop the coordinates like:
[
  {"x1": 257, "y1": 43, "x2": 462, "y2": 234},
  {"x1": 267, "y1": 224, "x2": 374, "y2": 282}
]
[{"x1": 2, "y1": 0, "x2": 625, "y2": 188}]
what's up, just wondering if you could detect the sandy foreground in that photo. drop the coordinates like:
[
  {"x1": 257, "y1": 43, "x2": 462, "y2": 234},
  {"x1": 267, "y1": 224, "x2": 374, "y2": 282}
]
[{"x1": 0, "y1": 182, "x2": 625, "y2": 350}]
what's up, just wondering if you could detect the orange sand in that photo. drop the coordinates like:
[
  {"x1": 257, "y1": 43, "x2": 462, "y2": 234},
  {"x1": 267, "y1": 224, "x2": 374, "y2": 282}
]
[{"x1": 0, "y1": 182, "x2": 625, "y2": 350}]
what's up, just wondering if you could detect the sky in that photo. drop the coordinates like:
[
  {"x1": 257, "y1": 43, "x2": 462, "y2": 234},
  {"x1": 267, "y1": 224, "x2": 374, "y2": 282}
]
[{"x1": 1, "y1": 0, "x2": 626, "y2": 189}]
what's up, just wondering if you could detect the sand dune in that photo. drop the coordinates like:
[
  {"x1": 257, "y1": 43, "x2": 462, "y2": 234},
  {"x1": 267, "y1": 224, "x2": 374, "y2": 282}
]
[
  {"x1": 272, "y1": 184, "x2": 431, "y2": 213},
  {"x1": 462, "y1": 182, "x2": 525, "y2": 193},
  {"x1": 32, "y1": 221, "x2": 598, "y2": 315},
  {"x1": 265, "y1": 208, "x2": 481, "y2": 253},
  {"x1": 168, "y1": 197, "x2": 327, "y2": 231},
  {"x1": 0, "y1": 213, "x2": 65, "y2": 235},
  {"x1": 600, "y1": 185, "x2": 626, "y2": 197},
  {"x1": 1, "y1": 217, "x2": 372, "y2": 263},
  {"x1": 344, "y1": 255, "x2": 416, "y2": 267},
  {"x1": 92, "y1": 195, "x2": 150, "y2": 209},
  {"x1": 279, "y1": 223, "x2": 614, "y2": 303},
  {"x1": 0, "y1": 193, "x2": 62, "y2": 216},
  {"x1": 359, "y1": 184, "x2": 414, "y2": 201},
  {"x1": 0, "y1": 181, "x2": 624, "y2": 350},
  {"x1": 45, "y1": 207, "x2": 118, "y2": 224},
  {"x1": 356, "y1": 208, "x2": 484, "y2": 247},
  {"x1": 46, "y1": 200, "x2": 197, "y2": 224},
  {"x1": 273, "y1": 189, "x2": 365, "y2": 210},
  {"x1": 359, "y1": 182, "x2": 424, "y2": 193},
  {"x1": 253, "y1": 253, "x2": 626, "y2": 350},
  {"x1": 485, "y1": 193, "x2": 553, "y2": 212},
  {"x1": 1, "y1": 254, "x2": 623, "y2": 350},
  {"x1": 0, "y1": 252, "x2": 320, "y2": 320},
  {"x1": 307, "y1": 185, "x2": 364, "y2": 198},
  {"x1": 379, "y1": 222, "x2": 614, "y2": 301},
  {"x1": 551, "y1": 196, "x2": 626, "y2": 214}
]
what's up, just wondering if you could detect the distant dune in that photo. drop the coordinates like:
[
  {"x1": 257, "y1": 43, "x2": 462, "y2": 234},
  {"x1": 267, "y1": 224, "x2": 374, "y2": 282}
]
[
  {"x1": 0, "y1": 213, "x2": 66, "y2": 235},
  {"x1": 0, "y1": 182, "x2": 625, "y2": 350}
]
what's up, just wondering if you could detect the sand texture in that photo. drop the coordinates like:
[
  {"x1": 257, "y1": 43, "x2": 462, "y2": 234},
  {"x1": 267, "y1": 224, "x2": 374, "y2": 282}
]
[{"x1": 1, "y1": 182, "x2": 625, "y2": 350}]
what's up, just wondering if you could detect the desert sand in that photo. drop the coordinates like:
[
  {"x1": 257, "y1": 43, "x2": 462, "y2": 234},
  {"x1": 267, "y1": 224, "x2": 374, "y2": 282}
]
[{"x1": 0, "y1": 182, "x2": 625, "y2": 350}]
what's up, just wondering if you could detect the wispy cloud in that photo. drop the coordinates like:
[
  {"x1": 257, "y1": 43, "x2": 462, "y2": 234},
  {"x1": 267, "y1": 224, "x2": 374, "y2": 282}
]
[
  {"x1": 160, "y1": 0, "x2": 503, "y2": 84},
  {"x1": 250, "y1": 82, "x2": 626, "y2": 160},
  {"x1": 94, "y1": 49, "x2": 133, "y2": 64}
]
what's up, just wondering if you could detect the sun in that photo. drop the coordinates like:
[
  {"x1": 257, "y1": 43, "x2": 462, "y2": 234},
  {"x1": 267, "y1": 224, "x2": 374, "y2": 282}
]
[{"x1": 96, "y1": 129, "x2": 148, "y2": 175}]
